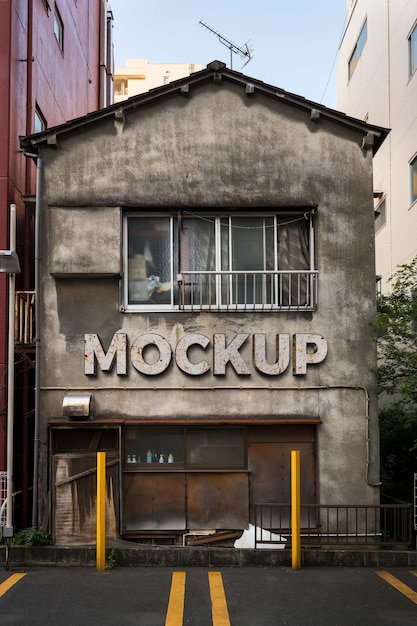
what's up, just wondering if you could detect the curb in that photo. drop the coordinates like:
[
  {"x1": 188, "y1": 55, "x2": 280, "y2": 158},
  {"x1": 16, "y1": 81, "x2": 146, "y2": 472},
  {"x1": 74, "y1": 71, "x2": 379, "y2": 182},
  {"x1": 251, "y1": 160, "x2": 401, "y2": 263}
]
[{"x1": 2, "y1": 545, "x2": 417, "y2": 568}]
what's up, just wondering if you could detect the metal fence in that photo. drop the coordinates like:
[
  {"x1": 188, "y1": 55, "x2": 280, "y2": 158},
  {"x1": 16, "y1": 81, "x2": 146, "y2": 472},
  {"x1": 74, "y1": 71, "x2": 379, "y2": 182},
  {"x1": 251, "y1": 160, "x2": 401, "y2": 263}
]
[{"x1": 254, "y1": 503, "x2": 413, "y2": 549}]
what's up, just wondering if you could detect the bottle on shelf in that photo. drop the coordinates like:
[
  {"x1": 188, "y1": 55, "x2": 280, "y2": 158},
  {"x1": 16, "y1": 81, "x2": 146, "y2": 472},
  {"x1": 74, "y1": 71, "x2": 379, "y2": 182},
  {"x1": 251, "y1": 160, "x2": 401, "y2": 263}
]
[{"x1": 146, "y1": 449, "x2": 153, "y2": 463}]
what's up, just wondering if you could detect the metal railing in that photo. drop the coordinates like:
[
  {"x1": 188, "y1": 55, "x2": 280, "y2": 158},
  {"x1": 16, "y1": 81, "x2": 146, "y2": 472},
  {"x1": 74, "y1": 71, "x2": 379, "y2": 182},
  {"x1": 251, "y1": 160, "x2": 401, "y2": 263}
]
[
  {"x1": 177, "y1": 270, "x2": 318, "y2": 311},
  {"x1": 254, "y1": 503, "x2": 413, "y2": 549},
  {"x1": 15, "y1": 291, "x2": 35, "y2": 345}
]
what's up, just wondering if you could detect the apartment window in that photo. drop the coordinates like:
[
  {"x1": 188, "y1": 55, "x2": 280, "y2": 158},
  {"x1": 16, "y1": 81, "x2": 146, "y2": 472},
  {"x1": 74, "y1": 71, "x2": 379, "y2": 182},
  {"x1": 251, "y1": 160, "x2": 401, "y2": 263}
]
[
  {"x1": 349, "y1": 19, "x2": 367, "y2": 79},
  {"x1": 374, "y1": 199, "x2": 386, "y2": 233},
  {"x1": 54, "y1": 6, "x2": 64, "y2": 50},
  {"x1": 411, "y1": 155, "x2": 417, "y2": 204},
  {"x1": 409, "y1": 23, "x2": 417, "y2": 77},
  {"x1": 124, "y1": 210, "x2": 316, "y2": 311},
  {"x1": 34, "y1": 106, "x2": 46, "y2": 134}
]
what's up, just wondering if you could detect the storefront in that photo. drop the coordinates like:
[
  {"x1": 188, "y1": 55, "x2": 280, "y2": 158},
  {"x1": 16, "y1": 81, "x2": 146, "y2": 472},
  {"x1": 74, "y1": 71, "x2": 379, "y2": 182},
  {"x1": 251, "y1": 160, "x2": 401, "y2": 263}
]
[{"x1": 21, "y1": 61, "x2": 388, "y2": 544}]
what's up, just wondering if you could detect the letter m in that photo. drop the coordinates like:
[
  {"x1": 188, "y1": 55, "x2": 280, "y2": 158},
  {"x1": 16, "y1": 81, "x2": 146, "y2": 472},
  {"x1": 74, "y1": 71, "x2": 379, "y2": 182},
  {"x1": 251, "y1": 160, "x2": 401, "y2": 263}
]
[{"x1": 84, "y1": 333, "x2": 127, "y2": 375}]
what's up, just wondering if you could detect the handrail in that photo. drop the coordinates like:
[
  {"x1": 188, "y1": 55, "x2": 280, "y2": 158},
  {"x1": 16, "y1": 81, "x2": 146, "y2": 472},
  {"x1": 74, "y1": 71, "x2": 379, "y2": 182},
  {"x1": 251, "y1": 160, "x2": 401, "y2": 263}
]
[
  {"x1": 254, "y1": 503, "x2": 413, "y2": 549},
  {"x1": 177, "y1": 269, "x2": 318, "y2": 311}
]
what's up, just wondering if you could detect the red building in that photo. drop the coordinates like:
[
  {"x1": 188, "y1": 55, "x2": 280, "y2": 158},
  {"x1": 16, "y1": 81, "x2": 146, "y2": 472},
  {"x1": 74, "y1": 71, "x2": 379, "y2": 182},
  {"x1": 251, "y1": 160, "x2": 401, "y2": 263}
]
[{"x1": 0, "y1": 0, "x2": 113, "y2": 528}]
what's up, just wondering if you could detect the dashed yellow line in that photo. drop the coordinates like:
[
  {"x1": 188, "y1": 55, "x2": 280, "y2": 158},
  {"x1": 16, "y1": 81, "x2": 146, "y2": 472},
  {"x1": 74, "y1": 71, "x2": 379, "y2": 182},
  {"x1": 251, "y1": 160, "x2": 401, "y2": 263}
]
[
  {"x1": 208, "y1": 571, "x2": 231, "y2": 626},
  {"x1": 0, "y1": 573, "x2": 27, "y2": 597},
  {"x1": 165, "y1": 571, "x2": 186, "y2": 626},
  {"x1": 376, "y1": 571, "x2": 417, "y2": 605}
]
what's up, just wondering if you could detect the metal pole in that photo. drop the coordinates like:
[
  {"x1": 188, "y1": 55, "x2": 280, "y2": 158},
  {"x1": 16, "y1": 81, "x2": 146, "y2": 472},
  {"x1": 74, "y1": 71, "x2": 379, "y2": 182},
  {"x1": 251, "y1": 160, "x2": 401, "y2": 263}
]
[
  {"x1": 5, "y1": 205, "x2": 17, "y2": 537},
  {"x1": 291, "y1": 450, "x2": 301, "y2": 570},
  {"x1": 96, "y1": 451, "x2": 106, "y2": 571}
]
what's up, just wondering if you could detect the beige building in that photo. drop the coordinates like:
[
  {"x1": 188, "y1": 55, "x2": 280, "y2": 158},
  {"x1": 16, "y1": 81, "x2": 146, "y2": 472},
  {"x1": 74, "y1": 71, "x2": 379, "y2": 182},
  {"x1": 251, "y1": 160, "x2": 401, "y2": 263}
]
[
  {"x1": 337, "y1": 0, "x2": 417, "y2": 290},
  {"x1": 114, "y1": 59, "x2": 202, "y2": 102}
]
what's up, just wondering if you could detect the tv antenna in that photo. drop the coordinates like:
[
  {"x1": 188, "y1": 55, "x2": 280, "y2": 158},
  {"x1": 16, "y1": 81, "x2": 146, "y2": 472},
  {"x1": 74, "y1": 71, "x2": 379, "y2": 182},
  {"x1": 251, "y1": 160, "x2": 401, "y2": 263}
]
[{"x1": 199, "y1": 21, "x2": 254, "y2": 70}]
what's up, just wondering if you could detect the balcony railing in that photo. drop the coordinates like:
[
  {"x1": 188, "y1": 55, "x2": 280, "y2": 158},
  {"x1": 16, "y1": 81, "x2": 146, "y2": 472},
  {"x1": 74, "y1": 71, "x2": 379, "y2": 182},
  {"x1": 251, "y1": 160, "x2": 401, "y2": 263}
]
[
  {"x1": 254, "y1": 503, "x2": 413, "y2": 549},
  {"x1": 177, "y1": 270, "x2": 318, "y2": 312},
  {"x1": 15, "y1": 291, "x2": 35, "y2": 345}
]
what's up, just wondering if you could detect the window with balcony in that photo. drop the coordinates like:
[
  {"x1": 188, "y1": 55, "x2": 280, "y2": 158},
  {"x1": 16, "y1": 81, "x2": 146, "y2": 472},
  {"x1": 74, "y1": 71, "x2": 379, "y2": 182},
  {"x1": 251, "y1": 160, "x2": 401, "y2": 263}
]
[
  {"x1": 349, "y1": 18, "x2": 367, "y2": 79},
  {"x1": 123, "y1": 210, "x2": 316, "y2": 311}
]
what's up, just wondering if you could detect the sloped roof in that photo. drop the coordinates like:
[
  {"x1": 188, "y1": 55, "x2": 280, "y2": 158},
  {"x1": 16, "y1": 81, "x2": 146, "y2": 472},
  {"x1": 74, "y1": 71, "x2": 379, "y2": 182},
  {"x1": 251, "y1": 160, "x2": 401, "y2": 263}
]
[{"x1": 20, "y1": 60, "x2": 389, "y2": 155}]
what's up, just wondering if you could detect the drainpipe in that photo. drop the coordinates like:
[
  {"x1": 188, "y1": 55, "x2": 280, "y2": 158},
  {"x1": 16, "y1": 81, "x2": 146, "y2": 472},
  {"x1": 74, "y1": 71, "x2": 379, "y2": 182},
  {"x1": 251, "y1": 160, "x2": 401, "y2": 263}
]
[{"x1": 23, "y1": 151, "x2": 42, "y2": 528}]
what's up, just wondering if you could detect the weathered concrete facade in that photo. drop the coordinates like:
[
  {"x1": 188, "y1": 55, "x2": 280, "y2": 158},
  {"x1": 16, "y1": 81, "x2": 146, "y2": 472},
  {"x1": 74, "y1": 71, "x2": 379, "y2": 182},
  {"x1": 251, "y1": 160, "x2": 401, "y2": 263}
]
[{"x1": 22, "y1": 62, "x2": 388, "y2": 544}]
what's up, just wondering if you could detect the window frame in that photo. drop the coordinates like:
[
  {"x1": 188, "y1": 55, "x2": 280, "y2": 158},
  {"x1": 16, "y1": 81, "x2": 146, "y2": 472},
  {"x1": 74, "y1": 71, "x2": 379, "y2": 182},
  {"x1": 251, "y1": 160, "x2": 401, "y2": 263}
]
[
  {"x1": 34, "y1": 105, "x2": 46, "y2": 134},
  {"x1": 410, "y1": 154, "x2": 417, "y2": 206},
  {"x1": 123, "y1": 210, "x2": 316, "y2": 313},
  {"x1": 348, "y1": 18, "x2": 368, "y2": 80},
  {"x1": 53, "y1": 5, "x2": 64, "y2": 51},
  {"x1": 123, "y1": 425, "x2": 247, "y2": 471},
  {"x1": 409, "y1": 22, "x2": 417, "y2": 78}
]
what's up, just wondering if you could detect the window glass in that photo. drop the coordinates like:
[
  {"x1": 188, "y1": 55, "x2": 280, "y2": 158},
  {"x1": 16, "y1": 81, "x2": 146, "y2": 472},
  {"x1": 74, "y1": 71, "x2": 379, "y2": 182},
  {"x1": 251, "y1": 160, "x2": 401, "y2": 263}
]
[
  {"x1": 409, "y1": 24, "x2": 417, "y2": 77},
  {"x1": 411, "y1": 156, "x2": 417, "y2": 204},
  {"x1": 186, "y1": 428, "x2": 245, "y2": 469},
  {"x1": 54, "y1": 7, "x2": 64, "y2": 50},
  {"x1": 127, "y1": 216, "x2": 175, "y2": 305},
  {"x1": 123, "y1": 426, "x2": 245, "y2": 469},
  {"x1": 349, "y1": 19, "x2": 367, "y2": 79},
  {"x1": 34, "y1": 106, "x2": 46, "y2": 133},
  {"x1": 125, "y1": 211, "x2": 314, "y2": 310},
  {"x1": 374, "y1": 199, "x2": 386, "y2": 233}
]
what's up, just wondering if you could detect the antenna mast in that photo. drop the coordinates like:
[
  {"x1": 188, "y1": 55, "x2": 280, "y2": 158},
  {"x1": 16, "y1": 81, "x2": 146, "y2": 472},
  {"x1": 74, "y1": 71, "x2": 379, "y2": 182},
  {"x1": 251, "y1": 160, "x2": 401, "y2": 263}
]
[{"x1": 199, "y1": 21, "x2": 254, "y2": 69}]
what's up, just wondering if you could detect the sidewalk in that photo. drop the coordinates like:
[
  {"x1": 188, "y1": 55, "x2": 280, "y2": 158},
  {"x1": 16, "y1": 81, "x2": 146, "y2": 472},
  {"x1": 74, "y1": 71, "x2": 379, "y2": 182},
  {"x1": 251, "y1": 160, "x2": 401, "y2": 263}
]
[{"x1": 2, "y1": 541, "x2": 417, "y2": 568}]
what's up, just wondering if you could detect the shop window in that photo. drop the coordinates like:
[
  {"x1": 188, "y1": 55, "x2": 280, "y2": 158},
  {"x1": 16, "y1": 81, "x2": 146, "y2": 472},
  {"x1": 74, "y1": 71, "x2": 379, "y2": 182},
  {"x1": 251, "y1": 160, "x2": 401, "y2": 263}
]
[
  {"x1": 54, "y1": 5, "x2": 64, "y2": 51},
  {"x1": 123, "y1": 210, "x2": 316, "y2": 311},
  {"x1": 409, "y1": 23, "x2": 417, "y2": 78},
  {"x1": 123, "y1": 426, "x2": 245, "y2": 470},
  {"x1": 349, "y1": 18, "x2": 367, "y2": 79},
  {"x1": 52, "y1": 428, "x2": 118, "y2": 453}
]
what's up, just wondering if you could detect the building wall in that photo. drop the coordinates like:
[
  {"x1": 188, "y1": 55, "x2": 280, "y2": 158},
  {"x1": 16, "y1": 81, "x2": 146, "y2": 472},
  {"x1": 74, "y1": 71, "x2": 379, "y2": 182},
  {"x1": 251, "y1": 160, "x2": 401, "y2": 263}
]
[
  {"x1": 0, "y1": 0, "x2": 113, "y2": 525},
  {"x1": 114, "y1": 59, "x2": 202, "y2": 102},
  {"x1": 32, "y1": 76, "x2": 381, "y2": 538},
  {"x1": 337, "y1": 0, "x2": 417, "y2": 289}
]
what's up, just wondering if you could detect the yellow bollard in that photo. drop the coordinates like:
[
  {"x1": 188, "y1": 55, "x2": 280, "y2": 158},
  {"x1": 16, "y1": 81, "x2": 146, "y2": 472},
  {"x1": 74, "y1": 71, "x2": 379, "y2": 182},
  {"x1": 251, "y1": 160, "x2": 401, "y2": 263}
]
[
  {"x1": 96, "y1": 451, "x2": 106, "y2": 571},
  {"x1": 291, "y1": 450, "x2": 301, "y2": 570}
]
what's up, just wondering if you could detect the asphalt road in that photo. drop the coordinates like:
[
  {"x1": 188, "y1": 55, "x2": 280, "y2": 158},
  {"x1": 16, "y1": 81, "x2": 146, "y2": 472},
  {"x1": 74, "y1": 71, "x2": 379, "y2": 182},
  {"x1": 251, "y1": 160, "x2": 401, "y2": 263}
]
[{"x1": 1, "y1": 566, "x2": 417, "y2": 625}]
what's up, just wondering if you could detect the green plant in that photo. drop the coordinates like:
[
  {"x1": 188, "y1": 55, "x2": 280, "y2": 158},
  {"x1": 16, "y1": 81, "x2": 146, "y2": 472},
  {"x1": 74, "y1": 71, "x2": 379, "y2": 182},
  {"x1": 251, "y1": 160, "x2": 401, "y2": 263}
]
[
  {"x1": 13, "y1": 527, "x2": 52, "y2": 546},
  {"x1": 105, "y1": 548, "x2": 117, "y2": 570}
]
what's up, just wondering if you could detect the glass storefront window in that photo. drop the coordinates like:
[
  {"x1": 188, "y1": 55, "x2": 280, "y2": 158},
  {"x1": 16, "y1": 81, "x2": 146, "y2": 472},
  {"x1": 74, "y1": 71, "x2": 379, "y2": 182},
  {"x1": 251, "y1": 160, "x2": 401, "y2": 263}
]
[{"x1": 123, "y1": 426, "x2": 245, "y2": 469}]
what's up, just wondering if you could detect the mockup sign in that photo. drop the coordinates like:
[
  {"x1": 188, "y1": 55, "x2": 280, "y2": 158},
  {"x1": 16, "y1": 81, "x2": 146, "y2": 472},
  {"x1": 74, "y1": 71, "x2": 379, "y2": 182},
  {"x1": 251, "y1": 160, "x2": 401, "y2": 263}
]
[{"x1": 84, "y1": 332, "x2": 327, "y2": 377}]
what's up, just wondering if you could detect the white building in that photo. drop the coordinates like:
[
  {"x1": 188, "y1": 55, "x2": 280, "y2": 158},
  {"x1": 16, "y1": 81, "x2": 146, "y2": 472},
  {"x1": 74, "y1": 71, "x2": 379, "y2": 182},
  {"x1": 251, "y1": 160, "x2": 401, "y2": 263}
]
[
  {"x1": 337, "y1": 0, "x2": 417, "y2": 290},
  {"x1": 114, "y1": 59, "x2": 202, "y2": 102}
]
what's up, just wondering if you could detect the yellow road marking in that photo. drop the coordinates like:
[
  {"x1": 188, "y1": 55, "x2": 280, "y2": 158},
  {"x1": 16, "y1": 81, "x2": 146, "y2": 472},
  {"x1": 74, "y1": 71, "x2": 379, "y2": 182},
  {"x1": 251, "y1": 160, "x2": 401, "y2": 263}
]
[
  {"x1": 376, "y1": 571, "x2": 417, "y2": 605},
  {"x1": 165, "y1": 571, "x2": 186, "y2": 626},
  {"x1": 0, "y1": 573, "x2": 27, "y2": 597},
  {"x1": 208, "y1": 571, "x2": 231, "y2": 626}
]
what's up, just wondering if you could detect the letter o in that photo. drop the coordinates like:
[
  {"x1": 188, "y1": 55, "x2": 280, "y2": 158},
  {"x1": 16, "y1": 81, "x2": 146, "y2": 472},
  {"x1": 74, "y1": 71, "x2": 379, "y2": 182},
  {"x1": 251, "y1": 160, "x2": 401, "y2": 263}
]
[{"x1": 131, "y1": 333, "x2": 172, "y2": 375}]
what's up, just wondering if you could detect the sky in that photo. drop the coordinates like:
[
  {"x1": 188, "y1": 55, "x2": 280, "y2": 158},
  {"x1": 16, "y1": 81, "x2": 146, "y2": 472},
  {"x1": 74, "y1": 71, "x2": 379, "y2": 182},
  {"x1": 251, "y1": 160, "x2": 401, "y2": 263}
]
[{"x1": 110, "y1": 0, "x2": 348, "y2": 109}]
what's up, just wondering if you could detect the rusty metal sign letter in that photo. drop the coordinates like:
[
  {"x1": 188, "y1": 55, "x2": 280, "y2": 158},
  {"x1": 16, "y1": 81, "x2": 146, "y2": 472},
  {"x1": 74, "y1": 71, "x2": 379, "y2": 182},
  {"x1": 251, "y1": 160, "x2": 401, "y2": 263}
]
[
  {"x1": 131, "y1": 333, "x2": 172, "y2": 375},
  {"x1": 214, "y1": 333, "x2": 251, "y2": 376},
  {"x1": 84, "y1": 333, "x2": 127, "y2": 376},
  {"x1": 292, "y1": 333, "x2": 327, "y2": 375},
  {"x1": 253, "y1": 333, "x2": 290, "y2": 376},
  {"x1": 175, "y1": 333, "x2": 211, "y2": 375}
]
